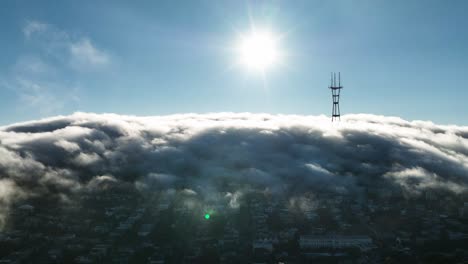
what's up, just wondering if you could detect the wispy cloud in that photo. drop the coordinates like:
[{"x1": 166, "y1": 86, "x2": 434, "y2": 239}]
[
  {"x1": 13, "y1": 55, "x2": 54, "y2": 75},
  {"x1": 14, "y1": 78, "x2": 67, "y2": 115},
  {"x1": 70, "y1": 38, "x2": 110, "y2": 70},
  {"x1": 0, "y1": 20, "x2": 111, "y2": 116},
  {"x1": 21, "y1": 20, "x2": 111, "y2": 70},
  {"x1": 22, "y1": 20, "x2": 49, "y2": 38},
  {"x1": 2, "y1": 59, "x2": 80, "y2": 116}
]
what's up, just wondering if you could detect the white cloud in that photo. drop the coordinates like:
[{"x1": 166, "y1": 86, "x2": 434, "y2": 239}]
[
  {"x1": 86, "y1": 175, "x2": 118, "y2": 190},
  {"x1": 21, "y1": 20, "x2": 111, "y2": 70},
  {"x1": 23, "y1": 20, "x2": 49, "y2": 38},
  {"x1": 0, "y1": 179, "x2": 25, "y2": 229},
  {"x1": 54, "y1": 139, "x2": 81, "y2": 153},
  {"x1": 384, "y1": 167, "x2": 465, "y2": 194},
  {"x1": 305, "y1": 163, "x2": 333, "y2": 175},
  {"x1": 1, "y1": 20, "x2": 113, "y2": 117},
  {"x1": 13, "y1": 56, "x2": 54, "y2": 75},
  {"x1": 74, "y1": 152, "x2": 101, "y2": 166},
  {"x1": 13, "y1": 78, "x2": 66, "y2": 115},
  {"x1": 225, "y1": 191, "x2": 243, "y2": 208},
  {"x1": 70, "y1": 38, "x2": 110, "y2": 69}
]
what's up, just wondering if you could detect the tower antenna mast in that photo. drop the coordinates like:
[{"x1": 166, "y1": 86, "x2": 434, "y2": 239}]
[{"x1": 329, "y1": 72, "x2": 343, "y2": 122}]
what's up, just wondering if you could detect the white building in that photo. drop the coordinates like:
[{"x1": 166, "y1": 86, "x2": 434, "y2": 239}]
[
  {"x1": 300, "y1": 235, "x2": 373, "y2": 250},
  {"x1": 253, "y1": 239, "x2": 275, "y2": 253}
]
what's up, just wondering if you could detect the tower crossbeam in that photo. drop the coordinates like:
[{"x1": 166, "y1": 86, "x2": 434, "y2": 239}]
[{"x1": 329, "y1": 72, "x2": 343, "y2": 122}]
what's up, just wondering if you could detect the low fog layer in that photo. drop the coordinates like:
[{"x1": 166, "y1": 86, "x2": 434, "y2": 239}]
[{"x1": 0, "y1": 112, "x2": 467, "y2": 226}]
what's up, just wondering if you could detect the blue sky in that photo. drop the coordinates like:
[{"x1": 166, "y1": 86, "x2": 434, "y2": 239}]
[{"x1": 1, "y1": 0, "x2": 468, "y2": 125}]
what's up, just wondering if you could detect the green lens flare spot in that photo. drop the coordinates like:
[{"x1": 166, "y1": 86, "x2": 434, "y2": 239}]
[{"x1": 204, "y1": 214, "x2": 210, "y2": 220}]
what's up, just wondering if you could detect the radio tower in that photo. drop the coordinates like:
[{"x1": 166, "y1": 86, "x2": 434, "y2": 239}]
[{"x1": 329, "y1": 72, "x2": 343, "y2": 122}]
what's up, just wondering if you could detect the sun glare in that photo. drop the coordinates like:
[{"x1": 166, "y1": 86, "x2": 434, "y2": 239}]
[{"x1": 238, "y1": 29, "x2": 280, "y2": 72}]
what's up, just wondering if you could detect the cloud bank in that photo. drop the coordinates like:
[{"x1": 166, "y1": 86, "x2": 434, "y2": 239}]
[{"x1": 0, "y1": 113, "x2": 467, "y2": 227}]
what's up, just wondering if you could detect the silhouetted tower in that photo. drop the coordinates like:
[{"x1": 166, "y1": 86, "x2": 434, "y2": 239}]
[{"x1": 329, "y1": 72, "x2": 343, "y2": 122}]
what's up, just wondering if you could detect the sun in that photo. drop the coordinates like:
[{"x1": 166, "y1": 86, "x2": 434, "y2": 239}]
[{"x1": 237, "y1": 29, "x2": 280, "y2": 72}]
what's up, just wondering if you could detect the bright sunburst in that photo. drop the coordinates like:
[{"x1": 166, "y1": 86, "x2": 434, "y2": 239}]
[{"x1": 237, "y1": 29, "x2": 281, "y2": 72}]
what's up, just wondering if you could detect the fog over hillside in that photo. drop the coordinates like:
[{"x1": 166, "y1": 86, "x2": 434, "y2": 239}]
[{"x1": 0, "y1": 112, "x2": 467, "y2": 228}]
